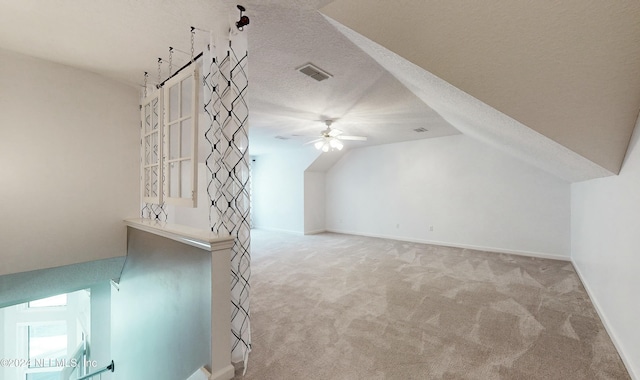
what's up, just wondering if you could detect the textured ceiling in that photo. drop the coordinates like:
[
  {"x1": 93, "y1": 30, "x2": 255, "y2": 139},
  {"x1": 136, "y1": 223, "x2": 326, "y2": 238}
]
[
  {"x1": 1, "y1": 0, "x2": 637, "y2": 180},
  {"x1": 0, "y1": 0, "x2": 231, "y2": 86},
  {"x1": 321, "y1": 0, "x2": 640, "y2": 175},
  {"x1": 0, "y1": 0, "x2": 460, "y2": 157},
  {"x1": 246, "y1": 3, "x2": 459, "y2": 155}
]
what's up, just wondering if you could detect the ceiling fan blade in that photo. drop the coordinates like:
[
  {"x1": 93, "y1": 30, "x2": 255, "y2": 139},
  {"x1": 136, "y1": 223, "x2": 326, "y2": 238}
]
[
  {"x1": 337, "y1": 135, "x2": 367, "y2": 141},
  {"x1": 303, "y1": 138, "x2": 324, "y2": 145}
]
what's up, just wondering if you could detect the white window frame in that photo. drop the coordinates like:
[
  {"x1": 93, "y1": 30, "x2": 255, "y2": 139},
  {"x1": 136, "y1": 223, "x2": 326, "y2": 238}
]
[
  {"x1": 140, "y1": 90, "x2": 164, "y2": 205},
  {"x1": 3, "y1": 290, "x2": 90, "y2": 380},
  {"x1": 139, "y1": 66, "x2": 199, "y2": 208},
  {"x1": 163, "y1": 66, "x2": 199, "y2": 208}
]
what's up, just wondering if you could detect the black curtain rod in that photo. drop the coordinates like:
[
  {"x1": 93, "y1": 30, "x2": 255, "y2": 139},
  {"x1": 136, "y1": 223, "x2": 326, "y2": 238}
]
[{"x1": 158, "y1": 51, "x2": 204, "y2": 88}]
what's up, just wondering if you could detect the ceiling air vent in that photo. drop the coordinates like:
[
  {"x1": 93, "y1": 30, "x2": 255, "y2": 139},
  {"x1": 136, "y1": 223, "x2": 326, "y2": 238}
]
[
  {"x1": 413, "y1": 127, "x2": 429, "y2": 133},
  {"x1": 274, "y1": 135, "x2": 289, "y2": 140},
  {"x1": 297, "y1": 63, "x2": 332, "y2": 82}
]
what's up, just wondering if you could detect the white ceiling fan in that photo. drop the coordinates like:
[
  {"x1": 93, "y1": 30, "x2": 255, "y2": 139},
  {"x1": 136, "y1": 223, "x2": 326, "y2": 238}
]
[{"x1": 304, "y1": 120, "x2": 367, "y2": 152}]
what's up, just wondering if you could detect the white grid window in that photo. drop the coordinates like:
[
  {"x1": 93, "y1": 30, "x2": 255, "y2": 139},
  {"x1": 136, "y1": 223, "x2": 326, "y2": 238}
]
[
  {"x1": 139, "y1": 66, "x2": 199, "y2": 208},
  {"x1": 163, "y1": 67, "x2": 199, "y2": 207},
  {"x1": 140, "y1": 91, "x2": 163, "y2": 205}
]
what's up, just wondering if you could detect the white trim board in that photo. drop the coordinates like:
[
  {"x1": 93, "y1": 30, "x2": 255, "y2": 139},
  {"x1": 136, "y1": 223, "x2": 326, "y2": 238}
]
[
  {"x1": 325, "y1": 229, "x2": 571, "y2": 262},
  {"x1": 209, "y1": 364, "x2": 235, "y2": 380},
  {"x1": 304, "y1": 229, "x2": 327, "y2": 235},
  {"x1": 572, "y1": 262, "x2": 637, "y2": 380}
]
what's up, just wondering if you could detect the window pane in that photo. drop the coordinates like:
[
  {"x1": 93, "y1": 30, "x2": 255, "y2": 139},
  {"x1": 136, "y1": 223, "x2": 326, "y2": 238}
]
[
  {"x1": 26, "y1": 371, "x2": 62, "y2": 380},
  {"x1": 144, "y1": 132, "x2": 159, "y2": 166},
  {"x1": 181, "y1": 119, "x2": 192, "y2": 158},
  {"x1": 144, "y1": 104, "x2": 151, "y2": 134},
  {"x1": 29, "y1": 323, "x2": 67, "y2": 367},
  {"x1": 181, "y1": 160, "x2": 192, "y2": 198},
  {"x1": 181, "y1": 76, "x2": 193, "y2": 117},
  {"x1": 151, "y1": 97, "x2": 159, "y2": 130},
  {"x1": 29, "y1": 295, "x2": 67, "y2": 308},
  {"x1": 152, "y1": 132, "x2": 159, "y2": 164},
  {"x1": 144, "y1": 167, "x2": 159, "y2": 198},
  {"x1": 169, "y1": 162, "x2": 179, "y2": 198},
  {"x1": 144, "y1": 168, "x2": 151, "y2": 197},
  {"x1": 169, "y1": 124, "x2": 180, "y2": 160},
  {"x1": 150, "y1": 166, "x2": 159, "y2": 198},
  {"x1": 144, "y1": 135, "x2": 152, "y2": 166},
  {"x1": 169, "y1": 84, "x2": 179, "y2": 122}
]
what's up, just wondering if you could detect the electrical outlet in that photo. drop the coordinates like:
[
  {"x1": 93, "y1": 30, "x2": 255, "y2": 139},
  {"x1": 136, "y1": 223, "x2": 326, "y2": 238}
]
[
  {"x1": 429, "y1": 225, "x2": 434, "y2": 232},
  {"x1": 396, "y1": 223, "x2": 400, "y2": 229}
]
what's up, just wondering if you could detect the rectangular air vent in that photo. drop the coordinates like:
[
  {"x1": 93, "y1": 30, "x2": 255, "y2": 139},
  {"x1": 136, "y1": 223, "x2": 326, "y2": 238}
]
[
  {"x1": 413, "y1": 127, "x2": 429, "y2": 133},
  {"x1": 297, "y1": 63, "x2": 332, "y2": 82},
  {"x1": 274, "y1": 135, "x2": 290, "y2": 140}
]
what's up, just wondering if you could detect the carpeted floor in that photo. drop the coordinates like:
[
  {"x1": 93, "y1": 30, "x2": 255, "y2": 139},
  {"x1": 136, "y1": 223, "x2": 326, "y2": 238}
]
[{"x1": 233, "y1": 230, "x2": 629, "y2": 380}]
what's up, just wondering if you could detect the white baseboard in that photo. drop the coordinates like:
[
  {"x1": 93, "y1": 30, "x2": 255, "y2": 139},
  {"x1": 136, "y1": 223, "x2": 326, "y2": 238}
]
[
  {"x1": 324, "y1": 228, "x2": 571, "y2": 261},
  {"x1": 572, "y1": 262, "x2": 637, "y2": 380},
  {"x1": 209, "y1": 364, "x2": 235, "y2": 380},
  {"x1": 304, "y1": 229, "x2": 326, "y2": 235},
  {"x1": 186, "y1": 367, "x2": 211, "y2": 380}
]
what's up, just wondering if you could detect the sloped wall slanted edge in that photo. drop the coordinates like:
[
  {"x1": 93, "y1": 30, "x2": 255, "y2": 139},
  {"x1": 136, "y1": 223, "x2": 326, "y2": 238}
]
[
  {"x1": 323, "y1": 16, "x2": 613, "y2": 183},
  {"x1": 0, "y1": 256, "x2": 125, "y2": 309}
]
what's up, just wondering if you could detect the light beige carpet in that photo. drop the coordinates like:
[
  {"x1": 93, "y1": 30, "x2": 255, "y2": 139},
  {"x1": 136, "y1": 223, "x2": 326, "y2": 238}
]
[{"x1": 233, "y1": 231, "x2": 629, "y2": 379}]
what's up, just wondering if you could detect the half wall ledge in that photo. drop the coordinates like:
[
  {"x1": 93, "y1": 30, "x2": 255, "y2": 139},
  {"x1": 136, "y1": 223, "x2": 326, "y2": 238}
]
[
  {"x1": 124, "y1": 218, "x2": 236, "y2": 380},
  {"x1": 124, "y1": 218, "x2": 234, "y2": 251}
]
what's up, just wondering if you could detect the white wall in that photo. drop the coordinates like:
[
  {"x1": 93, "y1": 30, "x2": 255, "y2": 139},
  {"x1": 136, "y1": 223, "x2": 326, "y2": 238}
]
[
  {"x1": 0, "y1": 48, "x2": 139, "y2": 276},
  {"x1": 252, "y1": 148, "x2": 320, "y2": 233},
  {"x1": 112, "y1": 228, "x2": 211, "y2": 380},
  {"x1": 304, "y1": 171, "x2": 326, "y2": 234},
  {"x1": 326, "y1": 135, "x2": 571, "y2": 259},
  {"x1": 571, "y1": 117, "x2": 640, "y2": 378}
]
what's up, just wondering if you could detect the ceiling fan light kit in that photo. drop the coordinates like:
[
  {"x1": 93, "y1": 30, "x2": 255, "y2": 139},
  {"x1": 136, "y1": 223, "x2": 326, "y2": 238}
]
[
  {"x1": 308, "y1": 120, "x2": 366, "y2": 153},
  {"x1": 314, "y1": 137, "x2": 344, "y2": 152},
  {"x1": 329, "y1": 138, "x2": 343, "y2": 150}
]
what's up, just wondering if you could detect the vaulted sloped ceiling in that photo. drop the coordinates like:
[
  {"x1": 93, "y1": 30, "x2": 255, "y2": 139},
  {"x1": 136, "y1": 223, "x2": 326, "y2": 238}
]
[
  {"x1": 321, "y1": 0, "x2": 640, "y2": 176},
  {"x1": 2, "y1": 0, "x2": 639, "y2": 181}
]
